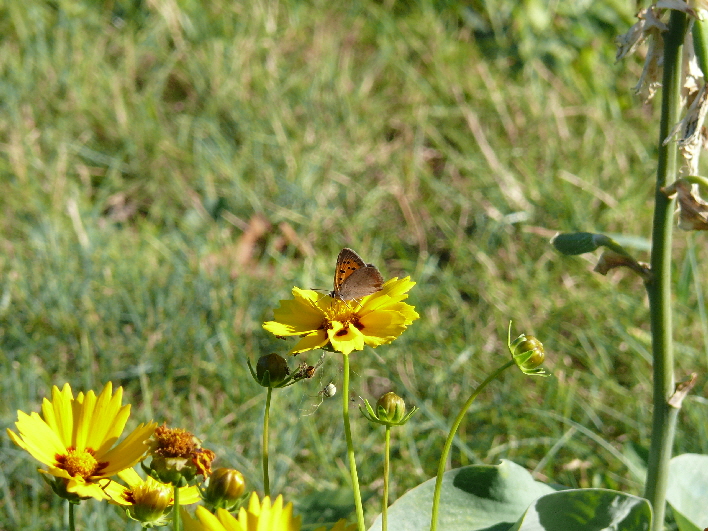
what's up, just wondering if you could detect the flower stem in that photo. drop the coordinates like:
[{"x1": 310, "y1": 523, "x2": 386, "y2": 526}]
[
  {"x1": 382, "y1": 425, "x2": 391, "y2": 531},
  {"x1": 644, "y1": 10, "x2": 685, "y2": 531},
  {"x1": 430, "y1": 359, "x2": 515, "y2": 531},
  {"x1": 263, "y1": 386, "x2": 272, "y2": 497},
  {"x1": 172, "y1": 484, "x2": 180, "y2": 531},
  {"x1": 68, "y1": 502, "x2": 76, "y2": 531},
  {"x1": 342, "y1": 354, "x2": 365, "y2": 531}
]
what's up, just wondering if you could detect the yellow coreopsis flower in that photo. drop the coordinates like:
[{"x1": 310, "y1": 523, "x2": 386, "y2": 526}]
[
  {"x1": 7, "y1": 382, "x2": 156, "y2": 501},
  {"x1": 263, "y1": 277, "x2": 418, "y2": 355},
  {"x1": 105, "y1": 467, "x2": 201, "y2": 526},
  {"x1": 181, "y1": 492, "x2": 355, "y2": 531}
]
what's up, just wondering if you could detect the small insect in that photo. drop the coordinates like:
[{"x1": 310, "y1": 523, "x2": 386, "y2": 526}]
[
  {"x1": 293, "y1": 353, "x2": 325, "y2": 381},
  {"x1": 329, "y1": 248, "x2": 384, "y2": 301},
  {"x1": 301, "y1": 381, "x2": 337, "y2": 416}
]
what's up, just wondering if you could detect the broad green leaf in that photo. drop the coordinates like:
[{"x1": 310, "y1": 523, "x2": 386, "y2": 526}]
[
  {"x1": 368, "y1": 460, "x2": 555, "y2": 531},
  {"x1": 667, "y1": 453, "x2": 708, "y2": 531},
  {"x1": 508, "y1": 489, "x2": 651, "y2": 531}
]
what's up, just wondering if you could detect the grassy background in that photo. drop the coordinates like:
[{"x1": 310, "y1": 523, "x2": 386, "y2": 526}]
[{"x1": 2, "y1": 0, "x2": 708, "y2": 529}]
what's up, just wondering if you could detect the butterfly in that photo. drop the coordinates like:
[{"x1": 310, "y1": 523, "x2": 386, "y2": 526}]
[{"x1": 329, "y1": 248, "x2": 384, "y2": 301}]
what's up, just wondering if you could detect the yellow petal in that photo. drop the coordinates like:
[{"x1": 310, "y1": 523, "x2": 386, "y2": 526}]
[
  {"x1": 90, "y1": 384, "x2": 129, "y2": 453},
  {"x1": 180, "y1": 484, "x2": 203, "y2": 505},
  {"x1": 265, "y1": 289, "x2": 326, "y2": 335},
  {"x1": 117, "y1": 467, "x2": 143, "y2": 487},
  {"x1": 73, "y1": 387, "x2": 98, "y2": 450},
  {"x1": 182, "y1": 506, "x2": 229, "y2": 531},
  {"x1": 288, "y1": 331, "x2": 329, "y2": 355},
  {"x1": 104, "y1": 478, "x2": 131, "y2": 505},
  {"x1": 65, "y1": 476, "x2": 112, "y2": 501},
  {"x1": 328, "y1": 323, "x2": 365, "y2": 355},
  {"x1": 8, "y1": 411, "x2": 65, "y2": 465},
  {"x1": 42, "y1": 384, "x2": 74, "y2": 448},
  {"x1": 100, "y1": 422, "x2": 156, "y2": 475},
  {"x1": 214, "y1": 507, "x2": 243, "y2": 531}
]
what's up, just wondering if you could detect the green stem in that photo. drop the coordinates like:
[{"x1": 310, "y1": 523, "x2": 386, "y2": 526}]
[
  {"x1": 173, "y1": 484, "x2": 180, "y2": 531},
  {"x1": 644, "y1": 10, "x2": 685, "y2": 531},
  {"x1": 430, "y1": 359, "x2": 515, "y2": 531},
  {"x1": 342, "y1": 354, "x2": 365, "y2": 531},
  {"x1": 263, "y1": 386, "x2": 272, "y2": 497},
  {"x1": 68, "y1": 502, "x2": 76, "y2": 531},
  {"x1": 693, "y1": 16, "x2": 708, "y2": 76},
  {"x1": 382, "y1": 426, "x2": 391, "y2": 531}
]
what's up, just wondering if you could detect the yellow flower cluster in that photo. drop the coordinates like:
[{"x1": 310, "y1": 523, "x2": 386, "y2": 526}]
[{"x1": 7, "y1": 382, "x2": 358, "y2": 530}]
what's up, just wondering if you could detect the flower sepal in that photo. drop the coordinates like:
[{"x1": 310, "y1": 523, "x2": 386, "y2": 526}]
[{"x1": 142, "y1": 458, "x2": 192, "y2": 488}]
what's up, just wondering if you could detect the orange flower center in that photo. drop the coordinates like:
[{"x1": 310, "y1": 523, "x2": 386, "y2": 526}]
[
  {"x1": 57, "y1": 448, "x2": 99, "y2": 478},
  {"x1": 152, "y1": 425, "x2": 197, "y2": 458}
]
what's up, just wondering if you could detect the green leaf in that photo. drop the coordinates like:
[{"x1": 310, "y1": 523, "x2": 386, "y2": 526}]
[
  {"x1": 367, "y1": 460, "x2": 556, "y2": 531},
  {"x1": 508, "y1": 489, "x2": 651, "y2": 531},
  {"x1": 667, "y1": 453, "x2": 708, "y2": 531}
]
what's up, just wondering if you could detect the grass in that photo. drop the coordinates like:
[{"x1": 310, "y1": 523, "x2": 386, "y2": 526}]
[{"x1": 2, "y1": 0, "x2": 708, "y2": 529}]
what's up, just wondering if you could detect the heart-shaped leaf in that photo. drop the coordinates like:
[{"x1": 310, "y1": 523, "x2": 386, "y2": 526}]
[{"x1": 368, "y1": 460, "x2": 555, "y2": 531}]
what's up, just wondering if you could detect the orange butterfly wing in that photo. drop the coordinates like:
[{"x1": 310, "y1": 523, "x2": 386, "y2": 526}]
[{"x1": 331, "y1": 248, "x2": 384, "y2": 301}]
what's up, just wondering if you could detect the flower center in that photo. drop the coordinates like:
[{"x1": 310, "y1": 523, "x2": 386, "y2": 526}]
[
  {"x1": 58, "y1": 448, "x2": 99, "y2": 478},
  {"x1": 152, "y1": 425, "x2": 197, "y2": 458},
  {"x1": 321, "y1": 300, "x2": 364, "y2": 332}
]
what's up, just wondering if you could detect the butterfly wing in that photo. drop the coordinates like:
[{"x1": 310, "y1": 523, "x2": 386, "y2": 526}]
[
  {"x1": 337, "y1": 266, "x2": 384, "y2": 300},
  {"x1": 332, "y1": 248, "x2": 367, "y2": 296}
]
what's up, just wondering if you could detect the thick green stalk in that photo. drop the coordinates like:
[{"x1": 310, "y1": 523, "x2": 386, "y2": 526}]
[
  {"x1": 68, "y1": 502, "x2": 76, "y2": 531},
  {"x1": 382, "y1": 426, "x2": 391, "y2": 531},
  {"x1": 263, "y1": 386, "x2": 272, "y2": 497},
  {"x1": 173, "y1": 484, "x2": 180, "y2": 531},
  {"x1": 430, "y1": 360, "x2": 514, "y2": 531},
  {"x1": 643, "y1": 10, "x2": 685, "y2": 531},
  {"x1": 342, "y1": 354, "x2": 366, "y2": 531}
]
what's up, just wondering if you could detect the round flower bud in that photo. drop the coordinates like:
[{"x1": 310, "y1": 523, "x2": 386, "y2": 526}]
[
  {"x1": 126, "y1": 483, "x2": 172, "y2": 525},
  {"x1": 511, "y1": 335, "x2": 545, "y2": 369},
  {"x1": 202, "y1": 468, "x2": 246, "y2": 510},
  {"x1": 256, "y1": 353, "x2": 290, "y2": 387},
  {"x1": 376, "y1": 392, "x2": 406, "y2": 424}
]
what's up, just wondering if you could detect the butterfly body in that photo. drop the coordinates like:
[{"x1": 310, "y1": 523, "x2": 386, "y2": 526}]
[{"x1": 329, "y1": 248, "x2": 384, "y2": 301}]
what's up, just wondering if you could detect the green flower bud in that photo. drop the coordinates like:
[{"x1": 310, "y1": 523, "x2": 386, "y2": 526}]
[
  {"x1": 510, "y1": 336, "x2": 545, "y2": 368},
  {"x1": 202, "y1": 468, "x2": 246, "y2": 511},
  {"x1": 255, "y1": 353, "x2": 290, "y2": 387},
  {"x1": 361, "y1": 391, "x2": 418, "y2": 427},
  {"x1": 507, "y1": 323, "x2": 548, "y2": 377},
  {"x1": 376, "y1": 392, "x2": 407, "y2": 424}
]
